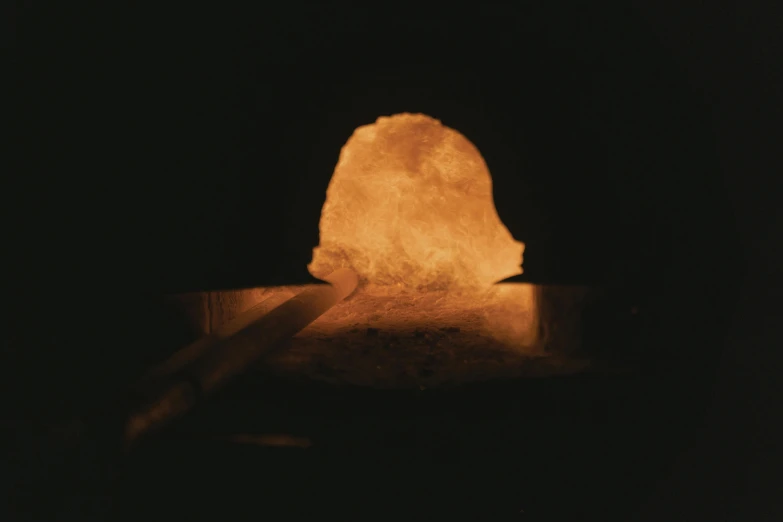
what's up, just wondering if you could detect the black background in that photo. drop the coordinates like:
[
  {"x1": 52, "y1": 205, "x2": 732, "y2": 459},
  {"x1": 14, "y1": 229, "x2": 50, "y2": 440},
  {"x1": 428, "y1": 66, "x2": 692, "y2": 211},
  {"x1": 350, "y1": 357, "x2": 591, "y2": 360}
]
[
  {"x1": 8, "y1": 2, "x2": 782, "y2": 520},
  {"x1": 14, "y1": 3, "x2": 733, "y2": 291}
]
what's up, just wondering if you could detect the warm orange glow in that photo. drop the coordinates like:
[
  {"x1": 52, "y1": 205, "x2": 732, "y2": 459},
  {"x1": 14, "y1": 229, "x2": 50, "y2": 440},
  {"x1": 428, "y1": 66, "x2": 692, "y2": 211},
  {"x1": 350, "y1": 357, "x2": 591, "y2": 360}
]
[
  {"x1": 304, "y1": 113, "x2": 538, "y2": 350},
  {"x1": 309, "y1": 113, "x2": 523, "y2": 291}
]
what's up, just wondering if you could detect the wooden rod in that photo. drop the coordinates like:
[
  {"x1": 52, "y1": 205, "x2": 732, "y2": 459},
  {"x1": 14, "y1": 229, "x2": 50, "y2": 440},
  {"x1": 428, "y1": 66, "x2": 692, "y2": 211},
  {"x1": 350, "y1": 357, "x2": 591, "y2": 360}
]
[
  {"x1": 135, "y1": 289, "x2": 296, "y2": 394},
  {"x1": 124, "y1": 268, "x2": 358, "y2": 448}
]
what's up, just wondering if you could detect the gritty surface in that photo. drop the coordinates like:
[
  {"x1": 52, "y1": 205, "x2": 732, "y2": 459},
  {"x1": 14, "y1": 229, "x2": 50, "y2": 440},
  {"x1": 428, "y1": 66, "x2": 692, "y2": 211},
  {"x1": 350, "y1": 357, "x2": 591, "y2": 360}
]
[
  {"x1": 171, "y1": 284, "x2": 593, "y2": 389},
  {"x1": 264, "y1": 325, "x2": 591, "y2": 388}
]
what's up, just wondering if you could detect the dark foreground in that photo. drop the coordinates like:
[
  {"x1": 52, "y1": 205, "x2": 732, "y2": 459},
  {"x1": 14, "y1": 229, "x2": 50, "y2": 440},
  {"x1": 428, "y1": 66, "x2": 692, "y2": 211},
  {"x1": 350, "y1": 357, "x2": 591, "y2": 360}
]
[{"x1": 12, "y1": 367, "x2": 709, "y2": 522}]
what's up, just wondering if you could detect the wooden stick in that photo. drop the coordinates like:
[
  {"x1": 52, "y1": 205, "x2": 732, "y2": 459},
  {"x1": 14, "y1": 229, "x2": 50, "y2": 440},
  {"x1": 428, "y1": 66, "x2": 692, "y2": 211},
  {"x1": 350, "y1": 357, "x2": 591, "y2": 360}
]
[
  {"x1": 124, "y1": 268, "x2": 358, "y2": 447},
  {"x1": 135, "y1": 289, "x2": 296, "y2": 393},
  {"x1": 190, "y1": 268, "x2": 358, "y2": 393}
]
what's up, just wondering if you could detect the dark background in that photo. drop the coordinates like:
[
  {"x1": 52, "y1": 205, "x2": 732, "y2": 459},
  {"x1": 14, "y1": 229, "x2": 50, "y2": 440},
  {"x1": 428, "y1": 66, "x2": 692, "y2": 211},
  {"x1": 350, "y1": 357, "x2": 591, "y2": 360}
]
[{"x1": 8, "y1": 2, "x2": 782, "y2": 520}]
